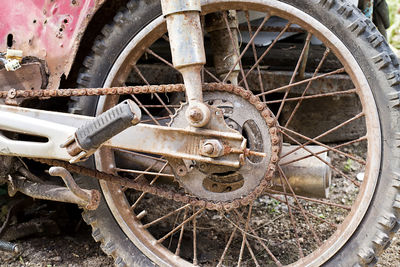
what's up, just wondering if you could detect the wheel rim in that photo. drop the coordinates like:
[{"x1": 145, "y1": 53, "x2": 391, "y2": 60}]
[{"x1": 93, "y1": 1, "x2": 381, "y2": 266}]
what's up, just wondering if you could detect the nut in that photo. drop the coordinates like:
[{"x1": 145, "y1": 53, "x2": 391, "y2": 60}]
[
  {"x1": 188, "y1": 107, "x2": 203, "y2": 123},
  {"x1": 199, "y1": 139, "x2": 224, "y2": 157}
]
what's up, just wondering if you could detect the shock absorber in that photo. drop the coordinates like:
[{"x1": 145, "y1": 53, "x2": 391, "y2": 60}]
[{"x1": 160, "y1": 0, "x2": 210, "y2": 127}]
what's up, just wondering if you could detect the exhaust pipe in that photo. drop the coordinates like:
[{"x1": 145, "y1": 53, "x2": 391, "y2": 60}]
[
  {"x1": 270, "y1": 145, "x2": 331, "y2": 199},
  {"x1": 122, "y1": 144, "x2": 332, "y2": 199}
]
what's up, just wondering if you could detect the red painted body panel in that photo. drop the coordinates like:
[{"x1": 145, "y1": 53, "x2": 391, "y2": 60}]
[{"x1": 0, "y1": 0, "x2": 105, "y2": 88}]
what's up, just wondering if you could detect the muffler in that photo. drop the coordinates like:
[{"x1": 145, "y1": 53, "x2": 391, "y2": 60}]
[{"x1": 270, "y1": 145, "x2": 331, "y2": 199}]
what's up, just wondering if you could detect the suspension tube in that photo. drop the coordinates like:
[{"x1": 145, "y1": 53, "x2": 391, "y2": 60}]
[
  {"x1": 206, "y1": 11, "x2": 240, "y2": 84},
  {"x1": 161, "y1": 0, "x2": 210, "y2": 127}
]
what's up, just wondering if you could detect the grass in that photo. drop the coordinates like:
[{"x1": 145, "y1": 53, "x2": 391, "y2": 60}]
[{"x1": 387, "y1": 0, "x2": 400, "y2": 49}]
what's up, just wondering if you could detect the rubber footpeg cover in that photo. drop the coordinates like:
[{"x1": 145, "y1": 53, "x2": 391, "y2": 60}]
[{"x1": 75, "y1": 99, "x2": 141, "y2": 151}]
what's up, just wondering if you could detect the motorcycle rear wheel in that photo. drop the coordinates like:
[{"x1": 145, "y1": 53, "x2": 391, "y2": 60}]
[{"x1": 72, "y1": 0, "x2": 400, "y2": 266}]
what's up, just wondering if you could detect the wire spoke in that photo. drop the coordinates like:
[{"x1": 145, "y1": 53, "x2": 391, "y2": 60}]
[
  {"x1": 203, "y1": 66, "x2": 222, "y2": 83},
  {"x1": 279, "y1": 165, "x2": 321, "y2": 246},
  {"x1": 131, "y1": 94, "x2": 161, "y2": 126},
  {"x1": 266, "y1": 189, "x2": 351, "y2": 210},
  {"x1": 156, "y1": 208, "x2": 205, "y2": 244},
  {"x1": 280, "y1": 130, "x2": 361, "y2": 187},
  {"x1": 264, "y1": 89, "x2": 357, "y2": 104},
  {"x1": 140, "y1": 105, "x2": 180, "y2": 108},
  {"x1": 222, "y1": 14, "x2": 271, "y2": 84},
  {"x1": 275, "y1": 32, "x2": 313, "y2": 120},
  {"x1": 280, "y1": 135, "x2": 367, "y2": 166},
  {"x1": 128, "y1": 163, "x2": 169, "y2": 211},
  {"x1": 237, "y1": 204, "x2": 253, "y2": 266},
  {"x1": 256, "y1": 67, "x2": 346, "y2": 97},
  {"x1": 279, "y1": 173, "x2": 304, "y2": 258},
  {"x1": 284, "y1": 47, "x2": 331, "y2": 127},
  {"x1": 175, "y1": 209, "x2": 188, "y2": 256},
  {"x1": 280, "y1": 112, "x2": 365, "y2": 159},
  {"x1": 143, "y1": 204, "x2": 191, "y2": 229},
  {"x1": 113, "y1": 149, "x2": 168, "y2": 163},
  {"x1": 141, "y1": 116, "x2": 171, "y2": 123},
  {"x1": 239, "y1": 22, "x2": 292, "y2": 85},
  {"x1": 147, "y1": 47, "x2": 221, "y2": 83},
  {"x1": 114, "y1": 168, "x2": 174, "y2": 178},
  {"x1": 265, "y1": 193, "x2": 337, "y2": 228},
  {"x1": 217, "y1": 219, "x2": 238, "y2": 267},
  {"x1": 193, "y1": 206, "x2": 198, "y2": 266},
  {"x1": 133, "y1": 65, "x2": 173, "y2": 115},
  {"x1": 245, "y1": 11, "x2": 266, "y2": 102},
  {"x1": 279, "y1": 125, "x2": 366, "y2": 165},
  {"x1": 222, "y1": 12, "x2": 250, "y2": 91},
  {"x1": 232, "y1": 209, "x2": 283, "y2": 266},
  {"x1": 168, "y1": 209, "x2": 182, "y2": 249},
  {"x1": 245, "y1": 238, "x2": 260, "y2": 267}
]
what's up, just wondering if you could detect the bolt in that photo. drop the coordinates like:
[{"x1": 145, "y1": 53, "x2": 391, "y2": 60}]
[
  {"x1": 227, "y1": 122, "x2": 238, "y2": 130},
  {"x1": 177, "y1": 166, "x2": 187, "y2": 177},
  {"x1": 202, "y1": 143, "x2": 215, "y2": 155},
  {"x1": 188, "y1": 108, "x2": 203, "y2": 123},
  {"x1": 7, "y1": 88, "x2": 17, "y2": 99}
]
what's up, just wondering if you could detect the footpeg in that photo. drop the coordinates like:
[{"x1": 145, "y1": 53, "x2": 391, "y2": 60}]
[{"x1": 62, "y1": 99, "x2": 141, "y2": 163}]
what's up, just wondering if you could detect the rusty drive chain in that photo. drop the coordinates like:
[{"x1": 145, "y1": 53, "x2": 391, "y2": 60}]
[{"x1": 2, "y1": 83, "x2": 281, "y2": 211}]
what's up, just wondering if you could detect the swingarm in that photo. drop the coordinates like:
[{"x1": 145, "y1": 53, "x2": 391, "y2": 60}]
[{"x1": 0, "y1": 100, "x2": 247, "y2": 168}]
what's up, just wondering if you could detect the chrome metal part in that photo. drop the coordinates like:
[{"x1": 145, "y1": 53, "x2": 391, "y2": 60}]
[{"x1": 271, "y1": 145, "x2": 331, "y2": 198}]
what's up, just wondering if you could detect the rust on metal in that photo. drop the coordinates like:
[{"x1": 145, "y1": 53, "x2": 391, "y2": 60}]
[
  {"x1": 0, "y1": 0, "x2": 106, "y2": 89},
  {"x1": 18, "y1": 83, "x2": 282, "y2": 211},
  {"x1": 0, "y1": 62, "x2": 45, "y2": 105},
  {"x1": 8, "y1": 177, "x2": 100, "y2": 210}
]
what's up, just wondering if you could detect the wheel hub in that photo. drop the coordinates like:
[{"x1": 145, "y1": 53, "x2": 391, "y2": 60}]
[{"x1": 168, "y1": 91, "x2": 276, "y2": 203}]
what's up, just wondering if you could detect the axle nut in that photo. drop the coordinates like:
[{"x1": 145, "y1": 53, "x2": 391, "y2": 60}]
[
  {"x1": 185, "y1": 102, "x2": 211, "y2": 127},
  {"x1": 188, "y1": 107, "x2": 203, "y2": 123},
  {"x1": 200, "y1": 139, "x2": 223, "y2": 157}
]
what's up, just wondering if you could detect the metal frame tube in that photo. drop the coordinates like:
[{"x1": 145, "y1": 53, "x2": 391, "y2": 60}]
[
  {"x1": 0, "y1": 104, "x2": 243, "y2": 167},
  {"x1": 8, "y1": 178, "x2": 100, "y2": 210}
]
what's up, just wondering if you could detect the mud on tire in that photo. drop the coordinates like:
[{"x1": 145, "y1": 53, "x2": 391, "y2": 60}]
[{"x1": 71, "y1": 0, "x2": 400, "y2": 266}]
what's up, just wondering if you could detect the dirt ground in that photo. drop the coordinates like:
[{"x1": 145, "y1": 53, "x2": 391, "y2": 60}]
[
  {"x1": 0, "y1": 200, "x2": 398, "y2": 267},
  {"x1": 0, "y1": 225, "x2": 398, "y2": 266}
]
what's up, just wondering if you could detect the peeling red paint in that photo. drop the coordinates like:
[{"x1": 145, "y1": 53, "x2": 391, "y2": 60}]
[{"x1": 0, "y1": 0, "x2": 106, "y2": 89}]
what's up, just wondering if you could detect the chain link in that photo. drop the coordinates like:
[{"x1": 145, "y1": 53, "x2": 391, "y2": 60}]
[{"x1": 5, "y1": 83, "x2": 281, "y2": 211}]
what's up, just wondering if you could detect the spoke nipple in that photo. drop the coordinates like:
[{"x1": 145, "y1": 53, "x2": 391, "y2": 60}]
[{"x1": 136, "y1": 210, "x2": 147, "y2": 220}]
